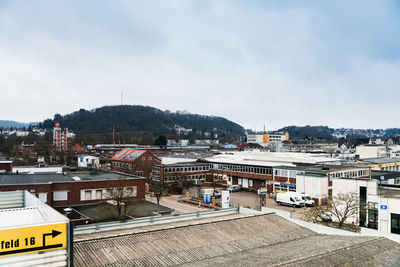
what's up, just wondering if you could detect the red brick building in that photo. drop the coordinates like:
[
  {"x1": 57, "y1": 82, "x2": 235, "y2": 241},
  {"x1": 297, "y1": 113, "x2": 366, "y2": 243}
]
[
  {"x1": 111, "y1": 149, "x2": 161, "y2": 179},
  {"x1": 0, "y1": 160, "x2": 12, "y2": 173},
  {"x1": 0, "y1": 172, "x2": 145, "y2": 207}
]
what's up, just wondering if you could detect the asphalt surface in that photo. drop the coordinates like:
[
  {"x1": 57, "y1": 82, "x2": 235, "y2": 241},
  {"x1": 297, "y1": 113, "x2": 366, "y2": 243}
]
[{"x1": 146, "y1": 194, "x2": 208, "y2": 214}]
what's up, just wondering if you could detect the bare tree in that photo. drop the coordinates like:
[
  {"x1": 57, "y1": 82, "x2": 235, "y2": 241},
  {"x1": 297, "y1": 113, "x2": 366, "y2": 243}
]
[
  {"x1": 105, "y1": 177, "x2": 137, "y2": 220},
  {"x1": 306, "y1": 191, "x2": 359, "y2": 228},
  {"x1": 149, "y1": 182, "x2": 168, "y2": 205}
]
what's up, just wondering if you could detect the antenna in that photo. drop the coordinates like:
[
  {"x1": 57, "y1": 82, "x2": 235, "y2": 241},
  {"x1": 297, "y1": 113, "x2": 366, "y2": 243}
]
[{"x1": 121, "y1": 91, "x2": 123, "y2": 106}]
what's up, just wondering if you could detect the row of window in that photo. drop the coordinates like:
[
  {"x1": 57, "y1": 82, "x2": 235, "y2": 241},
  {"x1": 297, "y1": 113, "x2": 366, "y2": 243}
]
[
  {"x1": 81, "y1": 187, "x2": 137, "y2": 200},
  {"x1": 163, "y1": 174, "x2": 206, "y2": 182},
  {"x1": 330, "y1": 169, "x2": 369, "y2": 179},
  {"x1": 212, "y1": 164, "x2": 273, "y2": 175},
  {"x1": 274, "y1": 169, "x2": 302, "y2": 178},
  {"x1": 163, "y1": 166, "x2": 210, "y2": 173}
]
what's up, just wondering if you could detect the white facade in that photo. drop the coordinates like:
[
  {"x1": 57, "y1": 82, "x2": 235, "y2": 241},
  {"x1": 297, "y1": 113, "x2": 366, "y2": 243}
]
[
  {"x1": 77, "y1": 155, "x2": 100, "y2": 168},
  {"x1": 296, "y1": 174, "x2": 329, "y2": 203},
  {"x1": 331, "y1": 178, "x2": 400, "y2": 234},
  {"x1": 356, "y1": 145, "x2": 391, "y2": 159}
]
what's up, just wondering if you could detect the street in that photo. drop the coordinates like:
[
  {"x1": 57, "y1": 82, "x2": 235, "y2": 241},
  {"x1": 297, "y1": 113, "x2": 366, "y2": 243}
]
[{"x1": 146, "y1": 194, "x2": 208, "y2": 214}]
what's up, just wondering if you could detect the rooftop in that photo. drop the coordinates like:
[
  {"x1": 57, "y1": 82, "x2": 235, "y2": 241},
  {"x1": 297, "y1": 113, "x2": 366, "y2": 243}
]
[
  {"x1": 361, "y1": 157, "x2": 400, "y2": 164},
  {"x1": 73, "y1": 213, "x2": 400, "y2": 266},
  {"x1": 0, "y1": 172, "x2": 143, "y2": 185},
  {"x1": 203, "y1": 151, "x2": 342, "y2": 168}
]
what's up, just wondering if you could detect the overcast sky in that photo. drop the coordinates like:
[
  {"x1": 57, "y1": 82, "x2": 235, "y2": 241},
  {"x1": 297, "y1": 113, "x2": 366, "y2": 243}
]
[{"x1": 1, "y1": 0, "x2": 400, "y2": 130}]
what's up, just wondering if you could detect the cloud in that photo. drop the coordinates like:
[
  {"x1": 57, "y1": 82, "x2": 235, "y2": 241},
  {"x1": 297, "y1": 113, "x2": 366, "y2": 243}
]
[{"x1": 0, "y1": 0, "x2": 399, "y2": 130}]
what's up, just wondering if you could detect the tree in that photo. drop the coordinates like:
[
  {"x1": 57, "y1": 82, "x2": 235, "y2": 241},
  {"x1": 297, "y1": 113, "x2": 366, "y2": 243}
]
[
  {"x1": 306, "y1": 191, "x2": 359, "y2": 228},
  {"x1": 149, "y1": 182, "x2": 168, "y2": 205},
  {"x1": 105, "y1": 177, "x2": 137, "y2": 220},
  {"x1": 154, "y1": 135, "x2": 167, "y2": 147}
]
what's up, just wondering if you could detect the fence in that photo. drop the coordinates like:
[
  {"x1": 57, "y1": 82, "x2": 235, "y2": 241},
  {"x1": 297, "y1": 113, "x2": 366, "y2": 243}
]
[{"x1": 74, "y1": 206, "x2": 239, "y2": 235}]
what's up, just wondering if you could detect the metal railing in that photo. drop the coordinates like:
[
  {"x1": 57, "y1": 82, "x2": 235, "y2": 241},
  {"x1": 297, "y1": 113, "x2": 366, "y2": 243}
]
[{"x1": 74, "y1": 206, "x2": 239, "y2": 235}]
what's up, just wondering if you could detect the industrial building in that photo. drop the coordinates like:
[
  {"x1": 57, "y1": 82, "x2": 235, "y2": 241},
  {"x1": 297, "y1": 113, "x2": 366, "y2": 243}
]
[{"x1": 0, "y1": 172, "x2": 145, "y2": 207}]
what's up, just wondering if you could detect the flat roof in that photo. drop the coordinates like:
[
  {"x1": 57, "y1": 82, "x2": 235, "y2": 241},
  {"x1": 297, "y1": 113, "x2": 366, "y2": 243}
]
[
  {"x1": 155, "y1": 161, "x2": 210, "y2": 167},
  {"x1": 0, "y1": 172, "x2": 143, "y2": 185},
  {"x1": 276, "y1": 163, "x2": 370, "y2": 172},
  {"x1": 361, "y1": 157, "x2": 400, "y2": 164},
  {"x1": 203, "y1": 151, "x2": 342, "y2": 168}
]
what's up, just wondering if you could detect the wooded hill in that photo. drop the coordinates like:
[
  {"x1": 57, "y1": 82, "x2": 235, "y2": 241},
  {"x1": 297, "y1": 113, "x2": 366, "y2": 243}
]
[{"x1": 38, "y1": 105, "x2": 245, "y2": 137}]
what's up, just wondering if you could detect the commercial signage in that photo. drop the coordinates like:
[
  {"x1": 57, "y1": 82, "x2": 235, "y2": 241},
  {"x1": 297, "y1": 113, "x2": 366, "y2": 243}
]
[
  {"x1": 258, "y1": 187, "x2": 268, "y2": 195},
  {"x1": 0, "y1": 223, "x2": 67, "y2": 257},
  {"x1": 380, "y1": 205, "x2": 388, "y2": 210},
  {"x1": 221, "y1": 190, "x2": 230, "y2": 209}
]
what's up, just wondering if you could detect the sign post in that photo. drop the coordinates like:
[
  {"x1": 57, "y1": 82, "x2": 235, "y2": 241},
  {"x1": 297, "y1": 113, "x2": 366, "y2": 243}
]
[{"x1": 0, "y1": 223, "x2": 67, "y2": 257}]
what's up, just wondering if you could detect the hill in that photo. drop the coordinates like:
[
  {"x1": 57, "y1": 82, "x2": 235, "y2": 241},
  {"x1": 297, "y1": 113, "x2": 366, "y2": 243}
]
[
  {"x1": 278, "y1": 125, "x2": 334, "y2": 139},
  {"x1": 0, "y1": 120, "x2": 38, "y2": 128},
  {"x1": 38, "y1": 105, "x2": 245, "y2": 137}
]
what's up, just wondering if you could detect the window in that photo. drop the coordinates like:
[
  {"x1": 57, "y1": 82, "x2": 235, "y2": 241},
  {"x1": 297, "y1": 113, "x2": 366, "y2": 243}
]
[
  {"x1": 96, "y1": 190, "x2": 103, "y2": 199},
  {"x1": 142, "y1": 157, "x2": 145, "y2": 161},
  {"x1": 53, "y1": 191, "x2": 68, "y2": 201},
  {"x1": 38, "y1": 193, "x2": 47, "y2": 203},
  {"x1": 85, "y1": 190, "x2": 92, "y2": 200},
  {"x1": 149, "y1": 157, "x2": 152, "y2": 160},
  {"x1": 249, "y1": 179, "x2": 253, "y2": 187}
]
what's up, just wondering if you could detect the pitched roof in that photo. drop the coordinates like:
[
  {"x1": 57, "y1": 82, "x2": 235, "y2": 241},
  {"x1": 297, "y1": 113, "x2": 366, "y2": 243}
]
[{"x1": 111, "y1": 149, "x2": 147, "y2": 161}]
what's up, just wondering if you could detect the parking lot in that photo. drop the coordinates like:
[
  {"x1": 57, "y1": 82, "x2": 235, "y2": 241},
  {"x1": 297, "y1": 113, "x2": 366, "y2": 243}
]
[{"x1": 230, "y1": 191, "x2": 311, "y2": 217}]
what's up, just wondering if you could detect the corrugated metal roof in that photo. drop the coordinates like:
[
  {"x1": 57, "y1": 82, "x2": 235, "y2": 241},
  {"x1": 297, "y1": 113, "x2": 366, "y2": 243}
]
[{"x1": 73, "y1": 214, "x2": 400, "y2": 266}]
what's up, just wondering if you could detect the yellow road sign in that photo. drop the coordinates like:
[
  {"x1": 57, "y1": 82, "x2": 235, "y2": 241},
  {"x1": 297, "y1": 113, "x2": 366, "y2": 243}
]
[{"x1": 0, "y1": 223, "x2": 67, "y2": 257}]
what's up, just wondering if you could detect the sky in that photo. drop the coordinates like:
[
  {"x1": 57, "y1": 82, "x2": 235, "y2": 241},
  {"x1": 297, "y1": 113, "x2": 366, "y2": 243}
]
[{"x1": 1, "y1": 0, "x2": 400, "y2": 130}]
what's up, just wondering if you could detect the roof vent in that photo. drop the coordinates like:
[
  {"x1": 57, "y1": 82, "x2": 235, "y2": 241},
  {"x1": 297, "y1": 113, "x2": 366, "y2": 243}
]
[{"x1": 72, "y1": 176, "x2": 81, "y2": 181}]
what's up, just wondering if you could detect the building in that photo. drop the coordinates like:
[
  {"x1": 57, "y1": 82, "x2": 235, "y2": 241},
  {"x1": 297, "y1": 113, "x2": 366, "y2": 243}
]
[
  {"x1": 201, "y1": 151, "x2": 342, "y2": 192},
  {"x1": 355, "y1": 144, "x2": 400, "y2": 159},
  {"x1": 0, "y1": 190, "x2": 71, "y2": 266},
  {"x1": 287, "y1": 164, "x2": 371, "y2": 204},
  {"x1": 246, "y1": 131, "x2": 289, "y2": 144},
  {"x1": 359, "y1": 157, "x2": 400, "y2": 171},
  {"x1": 77, "y1": 154, "x2": 100, "y2": 168},
  {"x1": 111, "y1": 149, "x2": 161, "y2": 179},
  {"x1": 0, "y1": 172, "x2": 145, "y2": 207},
  {"x1": 0, "y1": 160, "x2": 12, "y2": 173},
  {"x1": 53, "y1": 123, "x2": 68, "y2": 152},
  {"x1": 152, "y1": 161, "x2": 211, "y2": 185}
]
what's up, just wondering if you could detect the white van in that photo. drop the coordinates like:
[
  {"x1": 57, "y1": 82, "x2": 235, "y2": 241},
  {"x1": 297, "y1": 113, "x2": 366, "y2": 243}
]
[
  {"x1": 299, "y1": 193, "x2": 315, "y2": 207},
  {"x1": 275, "y1": 193, "x2": 303, "y2": 207}
]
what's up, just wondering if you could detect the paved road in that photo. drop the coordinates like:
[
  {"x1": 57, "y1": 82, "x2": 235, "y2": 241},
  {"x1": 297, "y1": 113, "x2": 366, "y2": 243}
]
[{"x1": 146, "y1": 194, "x2": 208, "y2": 214}]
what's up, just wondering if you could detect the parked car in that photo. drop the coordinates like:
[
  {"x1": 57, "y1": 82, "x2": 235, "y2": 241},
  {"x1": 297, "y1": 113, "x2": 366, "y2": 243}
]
[
  {"x1": 285, "y1": 192, "x2": 315, "y2": 207},
  {"x1": 322, "y1": 212, "x2": 332, "y2": 222},
  {"x1": 275, "y1": 192, "x2": 304, "y2": 207},
  {"x1": 299, "y1": 193, "x2": 315, "y2": 207},
  {"x1": 228, "y1": 185, "x2": 241, "y2": 192}
]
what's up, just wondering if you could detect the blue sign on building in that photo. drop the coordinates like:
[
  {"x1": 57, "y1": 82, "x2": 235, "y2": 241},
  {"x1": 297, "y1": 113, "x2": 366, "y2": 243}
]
[{"x1": 380, "y1": 205, "x2": 388, "y2": 210}]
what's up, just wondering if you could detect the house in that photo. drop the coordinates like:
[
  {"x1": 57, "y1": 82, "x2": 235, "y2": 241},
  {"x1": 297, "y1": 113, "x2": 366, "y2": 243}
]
[
  {"x1": 77, "y1": 154, "x2": 100, "y2": 168},
  {"x1": 111, "y1": 149, "x2": 161, "y2": 179}
]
